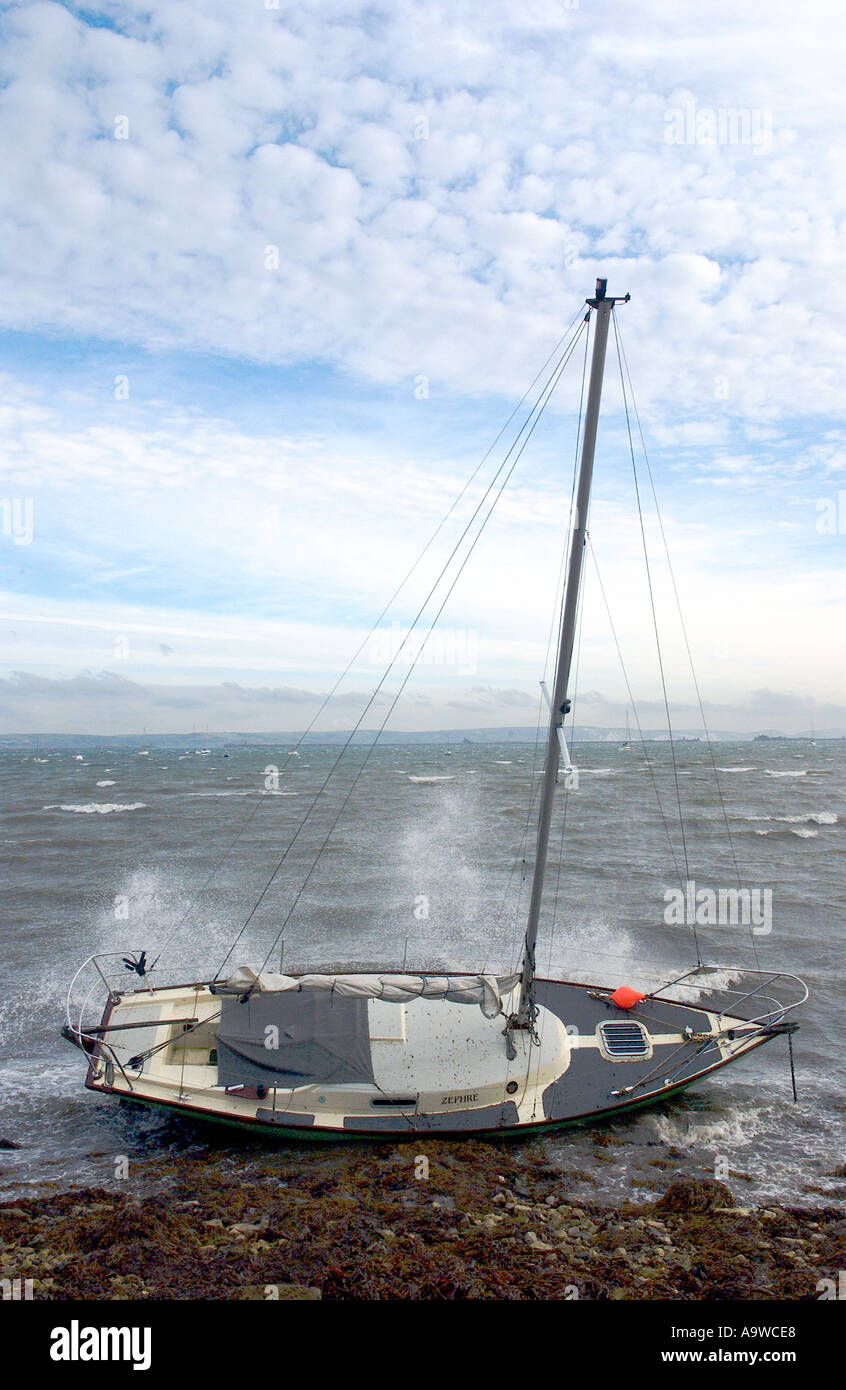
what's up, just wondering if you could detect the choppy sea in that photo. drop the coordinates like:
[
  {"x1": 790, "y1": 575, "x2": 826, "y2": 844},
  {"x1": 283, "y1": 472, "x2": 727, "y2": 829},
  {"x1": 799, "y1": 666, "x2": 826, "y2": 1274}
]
[{"x1": 1, "y1": 737, "x2": 843, "y2": 1206}]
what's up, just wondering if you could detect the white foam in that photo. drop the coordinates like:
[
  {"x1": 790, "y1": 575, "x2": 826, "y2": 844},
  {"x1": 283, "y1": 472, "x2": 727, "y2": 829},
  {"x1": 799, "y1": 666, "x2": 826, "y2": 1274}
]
[
  {"x1": 755, "y1": 826, "x2": 819, "y2": 838},
  {"x1": 188, "y1": 789, "x2": 298, "y2": 797},
  {"x1": 717, "y1": 766, "x2": 754, "y2": 772},
  {"x1": 96, "y1": 780, "x2": 116, "y2": 787},
  {"x1": 650, "y1": 1101, "x2": 770, "y2": 1153},
  {"x1": 747, "y1": 812, "x2": 837, "y2": 826},
  {"x1": 43, "y1": 802, "x2": 147, "y2": 814},
  {"x1": 765, "y1": 769, "x2": 807, "y2": 777},
  {"x1": 659, "y1": 966, "x2": 744, "y2": 1003},
  {"x1": 407, "y1": 775, "x2": 455, "y2": 784}
]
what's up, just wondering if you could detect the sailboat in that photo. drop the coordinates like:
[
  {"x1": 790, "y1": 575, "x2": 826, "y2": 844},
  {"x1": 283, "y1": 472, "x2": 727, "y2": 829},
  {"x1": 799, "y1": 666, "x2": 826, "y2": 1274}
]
[
  {"x1": 618, "y1": 711, "x2": 634, "y2": 751},
  {"x1": 62, "y1": 281, "x2": 806, "y2": 1139}
]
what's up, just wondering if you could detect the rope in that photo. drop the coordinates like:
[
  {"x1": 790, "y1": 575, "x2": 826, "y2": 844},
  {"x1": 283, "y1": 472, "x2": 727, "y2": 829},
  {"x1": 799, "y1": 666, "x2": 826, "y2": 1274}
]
[
  {"x1": 587, "y1": 538, "x2": 685, "y2": 888},
  {"x1": 787, "y1": 1028, "x2": 798, "y2": 1102},
  {"x1": 612, "y1": 312, "x2": 699, "y2": 966}
]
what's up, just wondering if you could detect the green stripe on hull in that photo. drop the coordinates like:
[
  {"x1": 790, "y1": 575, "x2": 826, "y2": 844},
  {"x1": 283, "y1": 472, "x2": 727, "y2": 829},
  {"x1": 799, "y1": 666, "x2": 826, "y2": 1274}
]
[{"x1": 98, "y1": 1071, "x2": 713, "y2": 1143}]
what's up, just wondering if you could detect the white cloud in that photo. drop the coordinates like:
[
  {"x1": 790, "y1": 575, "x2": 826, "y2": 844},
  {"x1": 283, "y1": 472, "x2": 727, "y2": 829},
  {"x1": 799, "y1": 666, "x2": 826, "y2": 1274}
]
[
  {"x1": 1, "y1": 1, "x2": 845, "y2": 734},
  {"x1": 0, "y1": 1, "x2": 845, "y2": 415}
]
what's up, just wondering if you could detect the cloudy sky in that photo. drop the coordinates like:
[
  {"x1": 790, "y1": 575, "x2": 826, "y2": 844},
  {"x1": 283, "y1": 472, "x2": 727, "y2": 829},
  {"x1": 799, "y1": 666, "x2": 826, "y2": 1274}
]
[{"x1": 1, "y1": 0, "x2": 844, "y2": 737}]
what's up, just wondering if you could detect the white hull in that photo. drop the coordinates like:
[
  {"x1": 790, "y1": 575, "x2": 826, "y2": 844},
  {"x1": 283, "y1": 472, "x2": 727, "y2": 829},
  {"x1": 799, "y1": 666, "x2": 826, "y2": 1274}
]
[{"x1": 66, "y1": 966, "x2": 803, "y2": 1138}]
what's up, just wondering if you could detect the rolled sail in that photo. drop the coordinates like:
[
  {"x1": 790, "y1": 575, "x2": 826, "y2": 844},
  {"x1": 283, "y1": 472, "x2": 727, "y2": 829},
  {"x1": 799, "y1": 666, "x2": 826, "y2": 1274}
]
[{"x1": 217, "y1": 967, "x2": 519, "y2": 1019}]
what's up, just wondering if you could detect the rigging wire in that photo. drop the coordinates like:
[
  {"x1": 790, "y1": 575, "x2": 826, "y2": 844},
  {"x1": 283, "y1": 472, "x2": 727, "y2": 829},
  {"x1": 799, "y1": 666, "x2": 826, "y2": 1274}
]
[
  {"x1": 587, "y1": 538, "x2": 685, "y2": 887},
  {"x1": 256, "y1": 323, "x2": 590, "y2": 975},
  {"x1": 524, "y1": 552, "x2": 590, "y2": 1101},
  {"x1": 611, "y1": 312, "x2": 700, "y2": 966},
  {"x1": 216, "y1": 315, "x2": 590, "y2": 979},
  {"x1": 543, "y1": 563, "x2": 585, "y2": 981},
  {"x1": 613, "y1": 320, "x2": 759, "y2": 966},
  {"x1": 151, "y1": 307, "x2": 588, "y2": 974},
  {"x1": 495, "y1": 318, "x2": 591, "y2": 968}
]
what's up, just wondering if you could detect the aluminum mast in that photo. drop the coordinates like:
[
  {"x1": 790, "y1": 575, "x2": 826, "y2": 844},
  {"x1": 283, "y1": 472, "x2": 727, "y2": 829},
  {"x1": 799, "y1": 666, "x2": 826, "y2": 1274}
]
[{"x1": 515, "y1": 278, "x2": 629, "y2": 1027}]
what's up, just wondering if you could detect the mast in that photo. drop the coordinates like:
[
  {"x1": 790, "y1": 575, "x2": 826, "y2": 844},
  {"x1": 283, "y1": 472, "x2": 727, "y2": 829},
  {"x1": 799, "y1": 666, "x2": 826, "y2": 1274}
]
[{"x1": 515, "y1": 279, "x2": 629, "y2": 1027}]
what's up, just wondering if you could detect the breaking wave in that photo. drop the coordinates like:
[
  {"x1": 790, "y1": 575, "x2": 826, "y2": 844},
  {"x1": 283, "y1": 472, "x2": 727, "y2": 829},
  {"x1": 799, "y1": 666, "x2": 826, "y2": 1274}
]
[
  {"x1": 755, "y1": 826, "x2": 818, "y2": 838},
  {"x1": 746, "y1": 812, "x2": 837, "y2": 826},
  {"x1": 187, "y1": 789, "x2": 298, "y2": 798}
]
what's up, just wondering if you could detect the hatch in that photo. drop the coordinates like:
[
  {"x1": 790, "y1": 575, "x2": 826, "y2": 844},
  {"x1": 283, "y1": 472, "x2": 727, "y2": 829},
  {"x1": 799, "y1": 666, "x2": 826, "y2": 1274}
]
[{"x1": 598, "y1": 1020, "x2": 651, "y2": 1060}]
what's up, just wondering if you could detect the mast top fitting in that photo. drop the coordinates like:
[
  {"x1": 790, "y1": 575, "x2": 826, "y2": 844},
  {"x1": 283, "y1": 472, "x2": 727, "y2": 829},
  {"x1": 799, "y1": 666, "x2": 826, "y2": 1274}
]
[{"x1": 586, "y1": 278, "x2": 631, "y2": 308}]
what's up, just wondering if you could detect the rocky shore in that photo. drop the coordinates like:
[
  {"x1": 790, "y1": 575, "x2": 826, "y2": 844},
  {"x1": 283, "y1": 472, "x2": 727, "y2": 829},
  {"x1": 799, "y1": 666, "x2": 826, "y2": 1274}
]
[{"x1": 2, "y1": 1143, "x2": 844, "y2": 1300}]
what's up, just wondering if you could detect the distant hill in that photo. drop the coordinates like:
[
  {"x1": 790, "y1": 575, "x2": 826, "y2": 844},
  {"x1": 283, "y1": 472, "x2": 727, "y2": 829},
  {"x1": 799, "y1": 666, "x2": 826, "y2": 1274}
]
[{"x1": 1, "y1": 726, "x2": 844, "y2": 750}]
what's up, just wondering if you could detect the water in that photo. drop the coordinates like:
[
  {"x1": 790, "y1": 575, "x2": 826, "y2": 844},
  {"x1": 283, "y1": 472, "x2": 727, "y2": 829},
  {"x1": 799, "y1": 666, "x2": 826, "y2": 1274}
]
[{"x1": 1, "y1": 737, "x2": 843, "y2": 1206}]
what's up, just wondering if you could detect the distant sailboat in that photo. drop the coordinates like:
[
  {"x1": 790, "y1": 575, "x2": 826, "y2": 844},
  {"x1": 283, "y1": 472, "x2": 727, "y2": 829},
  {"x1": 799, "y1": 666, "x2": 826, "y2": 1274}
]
[
  {"x1": 618, "y1": 711, "x2": 634, "y2": 750},
  {"x1": 63, "y1": 280, "x2": 806, "y2": 1140}
]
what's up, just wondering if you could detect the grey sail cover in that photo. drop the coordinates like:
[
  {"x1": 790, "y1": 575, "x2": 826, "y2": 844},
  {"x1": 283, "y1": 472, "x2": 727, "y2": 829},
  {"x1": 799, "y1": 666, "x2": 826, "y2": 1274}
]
[
  {"x1": 216, "y1": 990, "x2": 375, "y2": 1089},
  {"x1": 220, "y1": 967, "x2": 519, "y2": 1019}
]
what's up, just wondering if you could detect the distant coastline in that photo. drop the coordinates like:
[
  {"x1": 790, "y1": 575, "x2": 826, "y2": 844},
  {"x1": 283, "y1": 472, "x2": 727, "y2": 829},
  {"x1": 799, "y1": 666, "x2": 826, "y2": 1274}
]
[{"x1": 1, "y1": 728, "x2": 844, "y2": 750}]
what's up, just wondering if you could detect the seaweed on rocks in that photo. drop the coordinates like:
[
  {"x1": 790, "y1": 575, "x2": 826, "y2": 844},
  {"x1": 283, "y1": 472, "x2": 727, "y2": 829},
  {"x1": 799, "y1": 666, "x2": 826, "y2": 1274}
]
[{"x1": 1, "y1": 1149, "x2": 842, "y2": 1301}]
